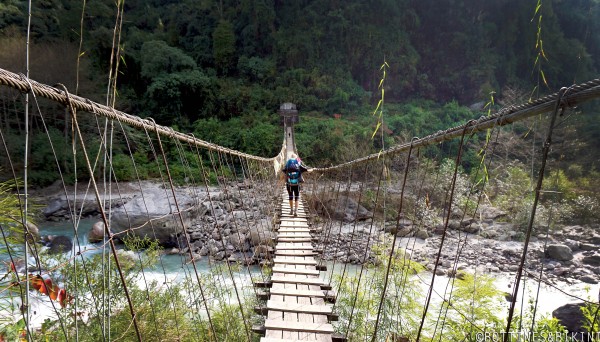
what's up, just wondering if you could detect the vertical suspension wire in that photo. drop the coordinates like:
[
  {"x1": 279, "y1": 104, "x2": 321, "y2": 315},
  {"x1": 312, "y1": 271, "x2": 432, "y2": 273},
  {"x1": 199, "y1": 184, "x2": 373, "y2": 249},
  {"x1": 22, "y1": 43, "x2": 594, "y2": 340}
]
[
  {"x1": 193, "y1": 141, "x2": 238, "y2": 332},
  {"x1": 150, "y1": 121, "x2": 217, "y2": 340},
  {"x1": 138, "y1": 122, "x2": 195, "y2": 340},
  {"x1": 224, "y1": 152, "x2": 268, "y2": 298},
  {"x1": 168, "y1": 131, "x2": 223, "y2": 341},
  {"x1": 23, "y1": 0, "x2": 33, "y2": 338},
  {"x1": 235, "y1": 154, "x2": 272, "y2": 283},
  {"x1": 346, "y1": 157, "x2": 387, "y2": 339},
  {"x1": 416, "y1": 121, "x2": 474, "y2": 341},
  {"x1": 504, "y1": 88, "x2": 567, "y2": 341},
  {"x1": 371, "y1": 139, "x2": 416, "y2": 342},
  {"x1": 212, "y1": 149, "x2": 252, "y2": 340},
  {"x1": 432, "y1": 125, "x2": 500, "y2": 340},
  {"x1": 433, "y1": 123, "x2": 502, "y2": 340},
  {"x1": 322, "y1": 165, "x2": 354, "y2": 289},
  {"x1": 59, "y1": 84, "x2": 143, "y2": 342},
  {"x1": 328, "y1": 162, "x2": 369, "y2": 320},
  {"x1": 104, "y1": 1, "x2": 124, "y2": 336},
  {"x1": 22, "y1": 78, "x2": 109, "y2": 340},
  {"x1": 204, "y1": 148, "x2": 246, "y2": 333},
  {"x1": 0, "y1": 126, "x2": 32, "y2": 340}
]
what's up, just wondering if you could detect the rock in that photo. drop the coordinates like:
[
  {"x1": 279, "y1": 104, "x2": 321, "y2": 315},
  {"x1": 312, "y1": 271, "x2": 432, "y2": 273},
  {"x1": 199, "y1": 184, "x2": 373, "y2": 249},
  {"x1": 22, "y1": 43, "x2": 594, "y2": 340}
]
[
  {"x1": 461, "y1": 224, "x2": 479, "y2": 234},
  {"x1": 415, "y1": 229, "x2": 429, "y2": 240},
  {"x1": 215, "y1": 251, "x2": 226, "y2": 260},
  {"x1": 249, "y1": 220, "x2": 273, "y2": 246},
  {"x1": 396, "y1": 227, "x2": 412, "y2": 237},
  {"x1": 580, "y1": 243, "x2": 596, "y2": 251},
  {"x1": 321, "y1": 196, "x2": 371, "y2": 222},
  {"x1": 165, "y1": 248, "x2": 180, "y2": 255},
  {"x1": 229, "y1": 233, "x2": 249, "y2": 252},
  {"x1": 579, "y1": 275, "x2": 597, "y2": 284},
  {"x1": 88, "y1": 221, "x2": 106, "y2": 243},
  {"x1": 552, "y1": 303, "x2": 586, "y2": 334},
  {"x1": 564, "y1": 239, "x2": 580, "y2": 251},
  {"x1": 25, "y1": 222, "x2": 40, "y2": 242},
  {"x1": 46, "y1": 235, "x2": 73, "y2": 254},
  {"x1": 582, "y1": 255, "x2": 600, "y2": 266},
  {"x1": 110, "y1": 188, "x2": 202, "y2": 247},
  {"x1": 228, "y1": 252, "x2": 253, "y2": 265},
  {"x1": 589, "y1": 234, "x2": 600, "y2": 245},
  {"x1": 448, "y1": 220, "x2": 461, "y2": 230},
  {"x1": 480, "y1": 206, "x2": 507, "y2": 220},
  {"x1": 42, "y1": 198, "x2": 67, "y2": 217},
  {"x1": 545, "y1": 245, "x2": 573, "y2": 261}
]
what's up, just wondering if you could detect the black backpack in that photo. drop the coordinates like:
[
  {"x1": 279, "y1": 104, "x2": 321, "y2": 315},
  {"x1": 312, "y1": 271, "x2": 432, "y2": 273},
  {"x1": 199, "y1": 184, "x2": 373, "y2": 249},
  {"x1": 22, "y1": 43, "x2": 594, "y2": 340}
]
[{"x1": 286, "y1": 159, "x2": 301, "y2": 185}]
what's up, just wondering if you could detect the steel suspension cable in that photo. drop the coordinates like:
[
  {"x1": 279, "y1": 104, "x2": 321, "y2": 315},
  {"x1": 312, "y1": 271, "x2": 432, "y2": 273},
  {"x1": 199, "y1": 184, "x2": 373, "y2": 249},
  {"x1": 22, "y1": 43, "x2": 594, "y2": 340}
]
[
  {"x1": 346, "y1": 156, "x2": 387, "y2": 338},
  {"x1": 372, "y1": 139, "x2": 416, "y2": 341},
  {"x1": 416, "y1": 121, "x2": 474, "y2": 341},
  {"x1": 62, "y1": 84, "x2": 143, "y2": 342},
  {"x1": 504, "y1": 87, "x2": 567, "y2": 341},
  {"x1": 150, "y1": 120, "x2": 218, "y2": 340}
]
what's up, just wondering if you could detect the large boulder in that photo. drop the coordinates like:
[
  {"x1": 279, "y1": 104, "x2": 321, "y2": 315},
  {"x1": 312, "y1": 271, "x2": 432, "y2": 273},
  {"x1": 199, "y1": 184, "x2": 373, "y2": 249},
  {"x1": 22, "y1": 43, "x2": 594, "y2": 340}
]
[
  {"x1": 45, "y1": 235, "x2": 73, "y2": 254},
  {"x1": 88, "y1": 221, "x2": 106, "y2": 243},
  {"x1": 321, "y1": 196, "x2": 371, "y2": 222},
  {"x1": 552, "y1": 303, "x2": 586, "y2": 335},
  {"x1": 545, "y1": 244, "x2": 573, "y2": 261},
  {"x1": 110, "y1": 188, "x2": 202, "y2": 246},
  {"x1": 249, "y1": 219, "x2": 273, "y2": 246},
  {"x1": 582, "y1": 255, "x2": 600, "y2": 266}
]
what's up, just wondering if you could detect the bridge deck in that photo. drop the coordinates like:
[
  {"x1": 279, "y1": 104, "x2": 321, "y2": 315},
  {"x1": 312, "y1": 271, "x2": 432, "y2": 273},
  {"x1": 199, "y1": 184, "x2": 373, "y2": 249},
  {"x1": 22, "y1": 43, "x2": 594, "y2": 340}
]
[{"x1": 257, "y1": 192, "x2": 334, "y2": 342}]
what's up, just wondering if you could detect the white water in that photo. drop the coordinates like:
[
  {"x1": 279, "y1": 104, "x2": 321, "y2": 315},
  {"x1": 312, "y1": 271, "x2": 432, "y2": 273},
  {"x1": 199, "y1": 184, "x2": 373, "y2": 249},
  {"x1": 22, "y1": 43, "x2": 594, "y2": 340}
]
[{"x1": 2, "y1": 220, "x2": 597, "y2": 331}]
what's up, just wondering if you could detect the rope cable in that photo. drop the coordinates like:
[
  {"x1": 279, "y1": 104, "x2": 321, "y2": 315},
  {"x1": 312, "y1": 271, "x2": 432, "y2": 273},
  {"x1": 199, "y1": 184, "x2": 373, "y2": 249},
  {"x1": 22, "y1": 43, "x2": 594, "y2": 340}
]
[{"x1": 503, "y1": 87, "x2": 568, "y2": 341}]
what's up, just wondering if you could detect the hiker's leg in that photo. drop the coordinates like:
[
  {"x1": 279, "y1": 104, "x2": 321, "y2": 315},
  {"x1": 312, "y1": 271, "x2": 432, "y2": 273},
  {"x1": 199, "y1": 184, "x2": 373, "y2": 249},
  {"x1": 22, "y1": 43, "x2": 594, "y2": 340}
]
[
  {"x1": 293, "y1": 186, "x2": 300, "y2": 215},
  {"x1": 286, "y1": 184, "x2": 294, "y2": 214}
]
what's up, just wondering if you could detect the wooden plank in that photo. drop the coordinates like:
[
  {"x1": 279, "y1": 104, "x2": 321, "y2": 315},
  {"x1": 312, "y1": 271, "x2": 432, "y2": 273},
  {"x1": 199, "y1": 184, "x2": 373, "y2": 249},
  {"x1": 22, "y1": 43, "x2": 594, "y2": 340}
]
[
  {"x1": 272, "y1": 266, "x2": 320, "y2": 276},
  {"x1": 278, "y1": 242, "x2": 313, "y2": 247},
  {"x1": 269, "y1": 288, "x2": 329, "y2": 298},
  {"x1": 276, "y1": 245, "x2": 314, "y2": 250},
  {"x1": 270, "y1": 275, "x2": 325, "y2": 286},
  {"x1": 274, "y1": 251, "x2": 317, "y2": 256},
  {"x1": 267, "y1": 300, "x2": 332, "y2": 315},
  {"x1": 277, "y1": 228, "x2": 312, "y2": 233},
  {"x1": 264, "y1": 320, "x2": 334, "y2": 334},
  {"x1": 278, "y1": 233, "x2": 312, "y2": 238},
  {"x1": 277, "y1": 238, "x2": 313, "y2": 243},
  {"x1": 297, "y1": 285, "x2": 313, "y2": 341},
  {"x1": 315, "y1": 334, "x2": 333, "y2": 342},
  {"x1": 273, "y1": 258, "x2": 318, "y2": 266}
]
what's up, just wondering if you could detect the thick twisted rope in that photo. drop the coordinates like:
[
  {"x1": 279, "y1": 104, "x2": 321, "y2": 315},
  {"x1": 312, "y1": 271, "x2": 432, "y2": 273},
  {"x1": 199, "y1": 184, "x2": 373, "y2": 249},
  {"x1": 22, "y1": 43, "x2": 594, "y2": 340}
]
[
  {"x1": 0, "y1": 68, "x2": 278, "y2": 163},
  {"x1": 313, "y1": 78, "x2": 600, "y2": 171}
]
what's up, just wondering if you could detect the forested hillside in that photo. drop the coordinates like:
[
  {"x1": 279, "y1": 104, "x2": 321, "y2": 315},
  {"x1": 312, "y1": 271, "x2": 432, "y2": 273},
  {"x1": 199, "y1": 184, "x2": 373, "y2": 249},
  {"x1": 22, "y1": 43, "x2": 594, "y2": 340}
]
[{"x1": 0, "y1": 0, "x2": 598, "y2": 175}]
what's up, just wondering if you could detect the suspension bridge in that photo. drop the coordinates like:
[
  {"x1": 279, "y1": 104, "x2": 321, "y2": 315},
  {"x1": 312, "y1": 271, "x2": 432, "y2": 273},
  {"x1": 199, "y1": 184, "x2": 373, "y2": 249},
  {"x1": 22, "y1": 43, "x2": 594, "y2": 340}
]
[{"x1": 1, "y1": 67, "x2": 600, "y2": 342}]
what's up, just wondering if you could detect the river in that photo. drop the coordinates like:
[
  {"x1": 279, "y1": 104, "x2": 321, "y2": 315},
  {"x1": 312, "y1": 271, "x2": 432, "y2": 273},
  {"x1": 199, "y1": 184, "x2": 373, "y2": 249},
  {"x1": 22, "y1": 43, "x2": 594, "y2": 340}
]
[{"x1": 1, "y1": 219, "x2": 594, "y2": 331}]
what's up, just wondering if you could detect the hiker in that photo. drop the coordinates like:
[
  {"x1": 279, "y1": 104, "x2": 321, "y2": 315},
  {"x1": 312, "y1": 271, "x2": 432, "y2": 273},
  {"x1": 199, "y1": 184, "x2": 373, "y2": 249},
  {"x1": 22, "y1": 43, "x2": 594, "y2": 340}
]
[{"x1": 282, "y1": 153, "x2": 312, "y2": 216}]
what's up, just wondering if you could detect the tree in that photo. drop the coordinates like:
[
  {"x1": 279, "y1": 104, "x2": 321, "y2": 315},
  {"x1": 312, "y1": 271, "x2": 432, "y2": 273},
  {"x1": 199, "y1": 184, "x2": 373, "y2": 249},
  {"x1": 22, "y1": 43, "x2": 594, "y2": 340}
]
[{"x1": 212, "y1": 19, "x2": 236, "y2": 75}]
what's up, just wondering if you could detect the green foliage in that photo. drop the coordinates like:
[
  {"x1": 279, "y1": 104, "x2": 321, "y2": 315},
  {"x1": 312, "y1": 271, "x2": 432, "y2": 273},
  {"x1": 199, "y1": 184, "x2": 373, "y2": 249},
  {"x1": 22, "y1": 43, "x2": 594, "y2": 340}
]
[
  {"x1": 333, "y1": 245, "x2": 425, "y2": 340},
  {"x1": 212, "y1": 20, "x2": 236, "y2": 75},
  {"x1": 581, "y1": 302, "x2": 600, "y2": 335},
  {"x1": 438, "y1": 272, "x2": 504, "y2": 340}
]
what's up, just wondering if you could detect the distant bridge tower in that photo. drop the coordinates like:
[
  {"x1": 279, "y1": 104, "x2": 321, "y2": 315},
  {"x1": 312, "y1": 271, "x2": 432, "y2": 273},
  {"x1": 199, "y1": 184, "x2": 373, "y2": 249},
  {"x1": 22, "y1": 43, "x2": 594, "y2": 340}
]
[{"x1": 279, "y1": 102, "x2": 299, "y2": 160}]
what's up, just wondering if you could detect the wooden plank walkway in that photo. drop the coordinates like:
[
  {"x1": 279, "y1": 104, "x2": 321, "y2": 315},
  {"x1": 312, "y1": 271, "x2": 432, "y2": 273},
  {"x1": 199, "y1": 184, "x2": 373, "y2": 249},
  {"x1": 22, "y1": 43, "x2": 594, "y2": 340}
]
[{"x1": 255, "y1": 192, "x2": 336, "y2": 342}]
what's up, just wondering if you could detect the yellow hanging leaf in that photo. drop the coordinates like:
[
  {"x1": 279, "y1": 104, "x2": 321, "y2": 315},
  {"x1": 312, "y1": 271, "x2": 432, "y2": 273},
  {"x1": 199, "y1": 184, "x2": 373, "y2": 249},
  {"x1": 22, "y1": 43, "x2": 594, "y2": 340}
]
[
  {"x1": 372, "y1": 100, "x2": 382, "y2": 116},
  {"x1": 371, "y1": 121, "x2": 382, "y2": 139},
  {"x1": 540, "y1": 70, "x2": 549, "y2": 88}
]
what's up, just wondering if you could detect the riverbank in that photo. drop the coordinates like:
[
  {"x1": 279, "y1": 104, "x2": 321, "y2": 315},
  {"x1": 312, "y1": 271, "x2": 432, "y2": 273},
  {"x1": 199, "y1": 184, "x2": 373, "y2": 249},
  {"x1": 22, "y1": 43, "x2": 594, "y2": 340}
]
[{"x1": 27, "y1": 180, "x2": 600, "y2": 331}]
